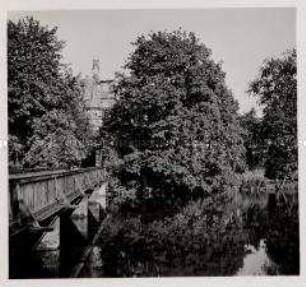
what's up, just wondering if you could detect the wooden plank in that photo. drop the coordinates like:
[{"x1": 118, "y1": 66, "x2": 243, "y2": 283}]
[
  {"x1": 64, "y1": 175, "x2": 69, "y2": 196},
  {"x1": 45, "y1": 180, "x2": 49, "y2": 205},
  {"x1": 23, "y1": 184, "x2": 32, "y2": 211},
  {"x1": 69, "y1": 175, "x2": 75, "y2": 195},
  {"x1": 33, "y1": 182, "x2": 38, "y2": 212}
]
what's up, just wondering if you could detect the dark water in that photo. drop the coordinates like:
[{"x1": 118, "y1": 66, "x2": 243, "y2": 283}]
[
  {"x1": 80, "y1": 196, "x2": 299, "y2": 277},
  {"x1": 9, "y1": 195, "x2": 299, "y2": 278}
]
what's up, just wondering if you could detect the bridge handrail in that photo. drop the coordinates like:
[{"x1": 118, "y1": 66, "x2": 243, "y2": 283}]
[{"x1": 9, "y1": 167, "x2": 105, "y2": 184}]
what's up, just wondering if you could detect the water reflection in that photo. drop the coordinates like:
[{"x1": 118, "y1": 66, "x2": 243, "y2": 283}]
[
  {"x1": 10, "y1": 195, "x2": 299, "y2": 278},
  {"x1": 81, "y1": 199, "x2": 299, "y2": 277},
  {"x1": 237, "y1": 199, "x2": 299, "y2": 276},
  {"x1": 236, "y1": 240, "x2": 277, "y2": 276},
  {"x1": 81, "y1": 246, "x2": 104, "y2": 278},
  {"x1": 9, "y1": 214, "x2": 98, "y2": 278},
  {"x1": 265, "y1": 197, "x2": 300, "y2": 275}
]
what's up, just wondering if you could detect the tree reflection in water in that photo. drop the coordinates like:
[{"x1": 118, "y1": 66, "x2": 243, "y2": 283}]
[
  {"x1": 99, "y1": 199, "x2": 247, "y2": 277},
  {"x1": 242, "y1": 197, "x2": 299, "y2": 276},
  {"x1": 96, "y1": 195, "x2": 299, "y2": 277},
  {"x1": 265, "y1": 196, "x2": 299, "y2": 275}
]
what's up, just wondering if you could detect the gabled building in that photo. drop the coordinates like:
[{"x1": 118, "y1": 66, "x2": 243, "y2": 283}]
[{"x1": 81, "y1": 58, "x2": 116, "y2": 131}]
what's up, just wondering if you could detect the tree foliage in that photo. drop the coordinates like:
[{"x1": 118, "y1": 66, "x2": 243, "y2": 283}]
[
  {"x1": 239, "y1": 108, "x2": 265, "y2": 170},
  {"x1": 8, "y1": 17, "x2": 94, "y2": 170},
  {"x1": 248, "y1": 49, "x2": 297, "y2": 179},
  {"x1": 102, "y1": 30, "x2": 245, "y2": 203}
]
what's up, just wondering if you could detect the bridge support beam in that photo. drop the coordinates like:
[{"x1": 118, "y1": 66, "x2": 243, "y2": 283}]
[
  {"x1": 36, "y1": 216, "x2": 60, "y2": 251},
  {"x1": 70, "y1": 196, "x2": 89, "y2": 240},
  {"x1": 88, "y1": 183, "x2": 107, "y2": 222}
]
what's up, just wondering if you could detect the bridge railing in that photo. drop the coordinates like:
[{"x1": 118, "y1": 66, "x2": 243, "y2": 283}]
[{"x1": 9, "y1": 167, "x2": 106, "y2": 233}]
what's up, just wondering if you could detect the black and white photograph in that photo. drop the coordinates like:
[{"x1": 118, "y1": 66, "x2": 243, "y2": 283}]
[{"x1": 4, "y1": 5, "x2": 301, "y2": 281}]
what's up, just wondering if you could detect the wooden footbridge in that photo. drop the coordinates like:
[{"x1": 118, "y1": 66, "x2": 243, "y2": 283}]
[{"x1": 9, "y1": 167, "x2": 109, "y2": 278}]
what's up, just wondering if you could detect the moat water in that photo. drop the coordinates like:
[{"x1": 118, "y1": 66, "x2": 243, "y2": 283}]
[
  {"x1": 79, "y1": 201, "x2": 299, "y2": 277},
  {"x1": 10, "y1": 200, "x2": 299, "y2": 278}
]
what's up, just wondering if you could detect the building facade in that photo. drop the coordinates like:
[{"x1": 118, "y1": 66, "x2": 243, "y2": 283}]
[{"x1": 82, "y1": 58, "x2": 116, "y2": 131}]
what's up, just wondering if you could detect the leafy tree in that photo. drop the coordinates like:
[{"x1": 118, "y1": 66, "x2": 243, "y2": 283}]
[
  {"x1": 239, "y1": 108, "x2": 265, "y2": 170},
  {"x1": 248, "y1": 49, "x2": 297, "y2": 179},
  {"x1": 8, "y1": 17, "x2": 94, "y2": 170},
  {"x1": 102, "y1": 30, "x2": 245, "y2": 203}
]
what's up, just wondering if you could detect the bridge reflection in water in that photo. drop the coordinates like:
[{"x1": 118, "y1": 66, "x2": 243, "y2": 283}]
[{"x1": 9, "y1": 168, "x2": 108, "y2": 279}]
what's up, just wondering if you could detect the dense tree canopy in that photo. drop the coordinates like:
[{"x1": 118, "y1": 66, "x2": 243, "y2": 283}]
[
  {"x1": 101, "y1": 30, "x2": 245, "y2": 203},
  {"x1": 8, "y1": 17, "x2": 94, "y2": 170},
  {"x1": 239, "y1": 108, "x2": 265, "y2": 170},
  {"x1": 248, "y1": 49, "x2": 297, "y2": 179}
]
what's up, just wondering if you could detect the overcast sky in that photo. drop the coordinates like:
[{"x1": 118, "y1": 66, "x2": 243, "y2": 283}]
[{"x1": 8, "y1": 8, "x2": 296, "y2": 114}]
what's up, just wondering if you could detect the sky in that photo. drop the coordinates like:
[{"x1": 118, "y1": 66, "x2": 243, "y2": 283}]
[{"x1": 8, "y1": 8, "x2": 296, "y2": 114}]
